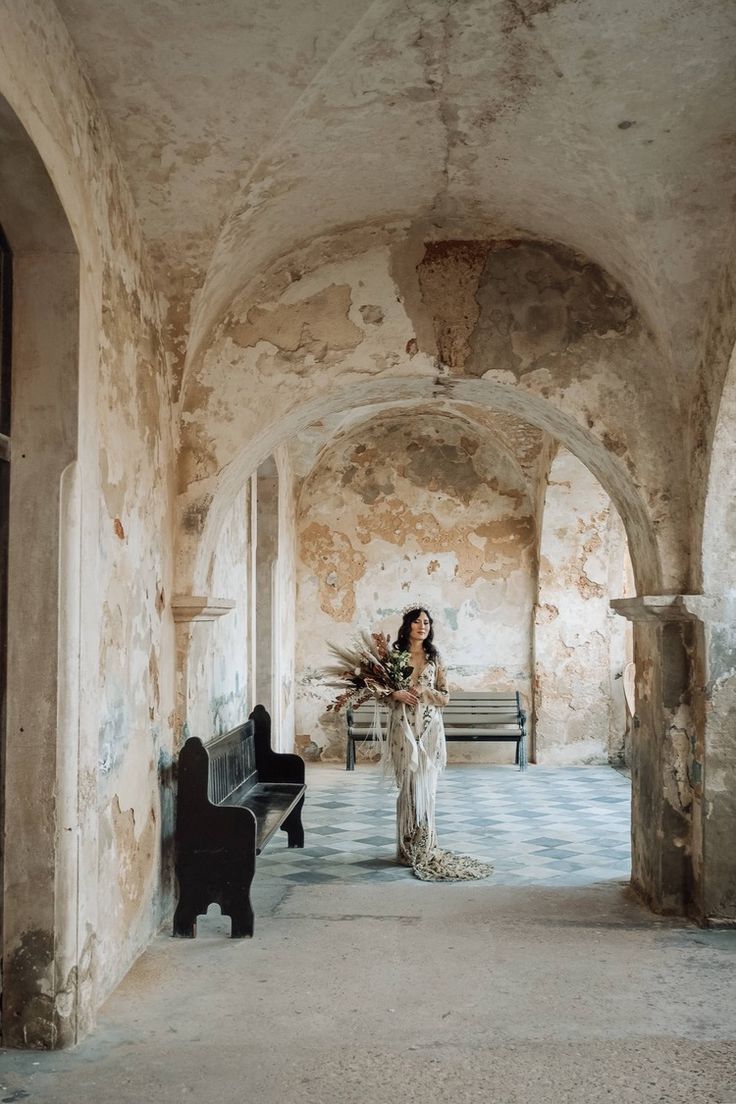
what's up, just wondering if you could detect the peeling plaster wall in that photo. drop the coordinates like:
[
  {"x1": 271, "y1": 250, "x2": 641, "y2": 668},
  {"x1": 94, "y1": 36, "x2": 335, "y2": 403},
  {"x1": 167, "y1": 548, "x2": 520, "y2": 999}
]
[
  {"x1": 194, "y1": 484, "x2": 249, "y2": 739},
  {"x1": 0, "y1": 0, "x2": 733, "y2": 1040},
  {"x1": 295, "y1": 413, "x2": 535, "y2": 762},
  {"x1": 688, "y1": 244, "x2": 736, "y2": 590},
  {"x1": 275, "y1": 446, "x2": 298, "y2": 751},
  {"x1": 534, "y1": 449, "x2": 631, "y2": 764},
  {"x1": 0, "y1": 0, "x2": 177, "y2": 1039},
  {"x1": 696, "y1": 318, "x2": 736, "y2": 918},
  {"x1": 95, "y1": 205, "x2": 177, "y2": 1006}
]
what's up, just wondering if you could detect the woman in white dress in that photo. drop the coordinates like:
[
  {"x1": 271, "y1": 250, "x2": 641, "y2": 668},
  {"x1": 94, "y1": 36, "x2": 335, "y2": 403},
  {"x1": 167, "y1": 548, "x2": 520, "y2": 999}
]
[{"x1": 385, "y1": 607, "x2": 492, "y2": 881}]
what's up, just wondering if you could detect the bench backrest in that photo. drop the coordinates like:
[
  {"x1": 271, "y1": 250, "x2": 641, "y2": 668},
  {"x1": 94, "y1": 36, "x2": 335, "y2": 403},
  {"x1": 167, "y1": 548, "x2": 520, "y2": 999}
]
[
  {"x1": 348, "y1": 690, "x2": 524, "y2": 732},
  {"x1": 444, "y1": 692, "x2": 523, "y2": 726},
  {"x1": 204, "y1": 721, "x2": 257, "y2": 803}
]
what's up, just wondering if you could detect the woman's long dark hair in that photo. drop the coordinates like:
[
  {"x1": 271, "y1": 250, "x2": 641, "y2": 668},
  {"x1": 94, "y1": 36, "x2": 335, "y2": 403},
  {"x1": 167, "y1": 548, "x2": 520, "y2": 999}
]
[{"x1": 394, "y1": 608, "x2": 438, "y2": 662}]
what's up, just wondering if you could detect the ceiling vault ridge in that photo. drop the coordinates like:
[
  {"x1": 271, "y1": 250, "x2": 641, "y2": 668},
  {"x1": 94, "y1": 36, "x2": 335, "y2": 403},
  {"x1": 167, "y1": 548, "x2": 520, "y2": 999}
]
[
  {"x1": 202, "y1": 1, "x2": 384, "y2": 263},
  {"x1": 182, "y1": 0, "x2": 386, "y2": 388}
]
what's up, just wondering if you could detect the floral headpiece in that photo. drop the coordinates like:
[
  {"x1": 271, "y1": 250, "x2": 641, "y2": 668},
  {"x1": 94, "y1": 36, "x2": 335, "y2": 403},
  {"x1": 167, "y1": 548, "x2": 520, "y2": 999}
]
[{"x1": 400, "y1": 600, "x2": 433, "y2": 618}]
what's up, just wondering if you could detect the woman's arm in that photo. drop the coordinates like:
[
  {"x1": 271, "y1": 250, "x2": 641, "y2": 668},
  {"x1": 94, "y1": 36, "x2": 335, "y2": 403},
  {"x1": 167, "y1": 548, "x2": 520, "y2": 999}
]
[{"x1": 418, "y1": 662, "x2": 450, "y2": 708}]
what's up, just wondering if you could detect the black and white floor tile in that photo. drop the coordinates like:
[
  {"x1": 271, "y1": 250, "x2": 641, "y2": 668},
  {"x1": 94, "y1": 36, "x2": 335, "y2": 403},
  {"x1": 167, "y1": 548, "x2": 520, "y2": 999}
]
[{"x1": 258, "y1": 763, "x2": 631, "y2": 887}]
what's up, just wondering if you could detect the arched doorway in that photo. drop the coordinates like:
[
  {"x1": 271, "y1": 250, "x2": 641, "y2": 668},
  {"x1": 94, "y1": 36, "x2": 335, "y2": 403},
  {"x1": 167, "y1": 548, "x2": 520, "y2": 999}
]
[
  {"x1": 0, "y1": 93, "x2": 81, "y2": 1048},
  {"x1": 179, "y1": 383, "x2": 671, "y2": 900},
  {"x1": 174, "y1": 237, "x2": 694, "y2": 918}
]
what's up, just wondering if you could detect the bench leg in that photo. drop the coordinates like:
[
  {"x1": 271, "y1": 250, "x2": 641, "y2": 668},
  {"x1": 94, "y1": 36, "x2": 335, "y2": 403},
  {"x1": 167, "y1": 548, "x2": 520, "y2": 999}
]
[
  {"x1": 172, "y1": 887, "x2": 200, "y2": 938},
  {"x1": 282, "y1": 795, "x2": 305, "y2": 848},
  {"x1": 226, "y1": 890, "x2": 255, "y2": 938},
  {"x1": 346, "y1": 734, "x2": 355, "y2": 770},
  {"x1": 517, "y1": 735, "x2": 527, "y2": 772},
  {"x1": 222, "y1": 844, "x2": 256, "y2": 938}
]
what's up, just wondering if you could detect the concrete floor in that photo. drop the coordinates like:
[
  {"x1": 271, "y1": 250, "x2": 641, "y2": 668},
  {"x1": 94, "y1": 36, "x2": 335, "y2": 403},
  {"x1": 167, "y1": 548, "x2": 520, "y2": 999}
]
[{"x1": 2, "y1": 879, "x2": 735, "y2": 1104}]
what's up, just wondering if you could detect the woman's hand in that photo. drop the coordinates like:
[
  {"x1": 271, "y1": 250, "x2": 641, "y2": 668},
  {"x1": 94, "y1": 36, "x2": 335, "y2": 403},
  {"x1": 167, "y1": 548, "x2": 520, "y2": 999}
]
[{"x1": 392, "y1": 689, "x2": 419, "y2": 707}]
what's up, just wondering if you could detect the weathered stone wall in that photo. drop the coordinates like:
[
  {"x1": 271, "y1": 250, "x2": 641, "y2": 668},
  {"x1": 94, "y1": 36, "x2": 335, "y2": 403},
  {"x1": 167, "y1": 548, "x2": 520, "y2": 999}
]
[
  {"x1": 275, "y1": 446, "x2": 298, "y2": 751},
  {"x1": 696, "y1": 331, "x2": 736, "y2": 919},
  {"x1": 185, "y1": 484, "x2": 249, "y2": 741},
  {"x1": 294, "y1": 412, "x2": 535, "y2": 762},
  {"x1": 534, "y1": 449, "x2": 631, "y2": 764},
  {"x1": 688, "y1": 244, "x2": 736, "y2": 591},
  {"x1": 95, "y1": 252, "x2": 176, "y2": 1006},
  {"x1": 0, "y1": 0, "x2": 733, "y2": 1049},
  {"x1": 0, "y1": 0, "x2": 176, "y2": 1044}
]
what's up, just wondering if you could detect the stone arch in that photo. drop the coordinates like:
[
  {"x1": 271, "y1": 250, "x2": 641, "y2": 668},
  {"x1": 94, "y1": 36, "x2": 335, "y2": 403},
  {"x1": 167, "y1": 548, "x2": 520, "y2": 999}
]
[
  {"x1": 179, "y1": 235, "x2": 688, "y2": 608},
  {"x1": 175, "y1": 238, "x2": 695, "y2": 916},
  {"x1": 182, "y1": 375, "x2": 662, "y2": 602},
  {"x1": 293, "y1": 402, "x2": 536, "y2": 515},
  {"x1": 0, "y1": 94, "x2": 82, "y2": 1047}
]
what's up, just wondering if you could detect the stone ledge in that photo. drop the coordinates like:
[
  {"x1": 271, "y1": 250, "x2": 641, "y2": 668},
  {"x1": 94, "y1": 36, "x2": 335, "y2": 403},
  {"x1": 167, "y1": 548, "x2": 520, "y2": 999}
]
[{"x1": 171, "y1": 595, "x2": 236, "y2": 623}]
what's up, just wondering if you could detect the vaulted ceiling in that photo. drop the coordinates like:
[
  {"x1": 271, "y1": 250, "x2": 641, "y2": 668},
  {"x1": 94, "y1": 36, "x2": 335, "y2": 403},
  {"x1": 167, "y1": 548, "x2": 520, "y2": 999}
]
[{"x1": 56, "y1": 0, "x2": 736, "y2": 386}]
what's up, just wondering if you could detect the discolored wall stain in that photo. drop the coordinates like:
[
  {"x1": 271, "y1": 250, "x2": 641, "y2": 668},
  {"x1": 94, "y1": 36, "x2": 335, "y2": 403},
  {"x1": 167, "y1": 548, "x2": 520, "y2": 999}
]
[
  {"x1": 354, "y1": 497, "x2": 534, "y2": 587},
  {"x1": 467, "y1": 240, "x2": 637, "y2": 380},
  {"x1": 110, "y1": 796, "x2": 157, "y2": 931},
  {"x1": 3, "y1": 928, "x2": 55, "y2": 1048},
  {"x1": 229, "y1": 284, "x2": 362, "y2": 360},
  {"x1": 300, "y1": 521, "x2": 367, "y2": 623},
  {"x1": 416, "y1": 240, "x2": 491, "y2": 369}
]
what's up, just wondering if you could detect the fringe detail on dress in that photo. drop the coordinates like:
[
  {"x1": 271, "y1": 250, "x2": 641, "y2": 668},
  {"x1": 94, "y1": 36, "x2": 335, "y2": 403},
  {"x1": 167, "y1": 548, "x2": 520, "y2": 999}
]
[
  {"x1": 385, "y1": 665, "x2": 492, "y2": 884},
  {"x1": 400, "y1": 823, "x2": 493, "y2": 881}
]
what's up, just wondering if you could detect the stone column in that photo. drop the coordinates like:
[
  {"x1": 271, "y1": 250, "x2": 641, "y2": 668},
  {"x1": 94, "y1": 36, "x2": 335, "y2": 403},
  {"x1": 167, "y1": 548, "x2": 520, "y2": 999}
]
[
  {"x1": 613, "y1": 595, "x2": 736, "y2": 923},
  {"x1": 683, "y1": 596, "x2": 736, "y2": 925},
  {"x1": 611, "y1": 596, "x2": 701, "y2": 916}
]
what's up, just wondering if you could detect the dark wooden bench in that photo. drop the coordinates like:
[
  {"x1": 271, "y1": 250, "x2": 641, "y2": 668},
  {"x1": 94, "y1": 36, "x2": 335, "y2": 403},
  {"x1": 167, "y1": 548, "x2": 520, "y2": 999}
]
[
  {"x1": 173, "y1": 704, "x2": 305, "y2": 938},
  {"x1": 347, "y1": 690, "x2": 528, "y2": 771}
]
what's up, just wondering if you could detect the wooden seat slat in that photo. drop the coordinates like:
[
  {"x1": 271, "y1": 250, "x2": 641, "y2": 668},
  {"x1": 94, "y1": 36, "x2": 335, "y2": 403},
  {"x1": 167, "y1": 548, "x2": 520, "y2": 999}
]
[{"x1": 222, "y1": 781, "x2": 305, "y2": 852}]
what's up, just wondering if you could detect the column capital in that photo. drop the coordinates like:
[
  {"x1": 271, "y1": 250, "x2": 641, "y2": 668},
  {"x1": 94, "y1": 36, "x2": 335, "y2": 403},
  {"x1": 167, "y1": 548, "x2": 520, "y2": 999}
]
[{"x1": 611, "y1": 594, "x2": 733, "y2": 624}]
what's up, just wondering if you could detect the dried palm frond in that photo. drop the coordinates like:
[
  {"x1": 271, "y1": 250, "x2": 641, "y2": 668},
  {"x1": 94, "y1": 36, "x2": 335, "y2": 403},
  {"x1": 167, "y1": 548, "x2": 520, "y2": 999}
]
[{"x1": 323, "y1": 632, "x2": 414, "y2": 712}]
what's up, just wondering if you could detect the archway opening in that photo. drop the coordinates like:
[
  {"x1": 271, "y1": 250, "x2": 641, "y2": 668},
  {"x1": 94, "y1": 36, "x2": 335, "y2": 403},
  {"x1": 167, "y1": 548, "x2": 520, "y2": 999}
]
[
  {"x1": 283, "y1": 407, "x2": 633, "y2": 888},
  {"x1": 0, "y1": 92, "x2": 80, "y2": 1048},
  {"x1": 535, "y1": 446, "x2": 635, "y2": 769},
  {"x1": 183, "y1": 394, "x2": 641, "y2": 893}
]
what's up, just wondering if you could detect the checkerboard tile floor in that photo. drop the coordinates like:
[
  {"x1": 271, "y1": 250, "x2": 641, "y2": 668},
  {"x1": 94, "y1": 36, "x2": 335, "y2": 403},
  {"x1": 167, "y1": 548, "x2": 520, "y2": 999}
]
[{"x1": 258, "y1": 763, "x2": 631, "y2": 886}]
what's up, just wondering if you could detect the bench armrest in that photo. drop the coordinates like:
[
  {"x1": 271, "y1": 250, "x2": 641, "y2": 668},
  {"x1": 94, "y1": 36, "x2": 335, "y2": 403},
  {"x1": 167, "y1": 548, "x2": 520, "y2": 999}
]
[{"x1": 250, "y1": 704, "x2": 305, "y2": 784}]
